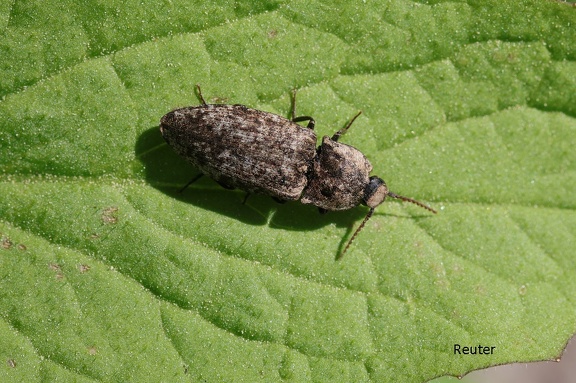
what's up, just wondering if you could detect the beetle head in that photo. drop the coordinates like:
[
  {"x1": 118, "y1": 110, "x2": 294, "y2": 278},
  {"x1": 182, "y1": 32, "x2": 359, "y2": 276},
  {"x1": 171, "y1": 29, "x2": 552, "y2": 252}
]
[
  {"x1": 363, "y1": 176, "x2": 389, "y2": 208},
  {"x1": 363, "y1": 176, "x2": 437, "y2": 213},
  {"x1": 338, "y1": 176, "x2": 437, "y2": 260}
]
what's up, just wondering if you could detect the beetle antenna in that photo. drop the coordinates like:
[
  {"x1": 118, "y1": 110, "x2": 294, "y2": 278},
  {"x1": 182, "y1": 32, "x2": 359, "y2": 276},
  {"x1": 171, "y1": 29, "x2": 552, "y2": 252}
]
[
  {"x1": 331, "y1": 111, "x2": 362, "y2": 142},
  {"x1": 337, "y1": 208, "x2": 374, "y2": 260},
  {"x1": 387, "y1": 192, "x2": 437, "y2": 214}
]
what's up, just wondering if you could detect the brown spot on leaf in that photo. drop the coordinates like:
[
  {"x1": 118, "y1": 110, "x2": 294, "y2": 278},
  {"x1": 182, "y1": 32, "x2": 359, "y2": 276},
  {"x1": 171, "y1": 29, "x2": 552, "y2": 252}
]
[
  {"x1": 101, "y1": 207, "x2": 119, "y2": 224},
  {"x1": 49, "y1": 264, "x2": 64, "y2": 280},
  {"x1": 2, "y1": 236, "x2": 13, "y2": 249}
]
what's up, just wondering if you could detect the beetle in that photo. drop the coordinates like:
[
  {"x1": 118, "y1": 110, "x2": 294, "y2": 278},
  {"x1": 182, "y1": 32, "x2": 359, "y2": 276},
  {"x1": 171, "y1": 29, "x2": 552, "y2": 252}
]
[{"x1": 160, "y1": 85, "x2": 436, "y2": 259}]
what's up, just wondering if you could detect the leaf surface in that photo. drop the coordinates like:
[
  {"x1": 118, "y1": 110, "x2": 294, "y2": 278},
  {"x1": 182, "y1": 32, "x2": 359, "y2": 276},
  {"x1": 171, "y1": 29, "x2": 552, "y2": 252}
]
[{"x1": 1, "y1": 1, "x2": 576, "y2": 382}]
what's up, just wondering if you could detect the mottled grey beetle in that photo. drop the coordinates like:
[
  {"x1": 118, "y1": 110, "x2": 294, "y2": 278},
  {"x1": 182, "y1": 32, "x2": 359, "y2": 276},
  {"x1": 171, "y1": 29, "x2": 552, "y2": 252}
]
[{"x1": 160, "y1": 85, "x2": 436, "y2": 259}]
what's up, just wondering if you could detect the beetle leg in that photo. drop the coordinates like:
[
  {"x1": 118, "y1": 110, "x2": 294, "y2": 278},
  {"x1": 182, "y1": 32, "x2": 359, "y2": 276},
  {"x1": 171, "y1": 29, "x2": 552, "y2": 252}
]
[
  {"x1": 178, "y1": 173, "x2": 204, "y2": 193},
  {"x1": 290, "y1": 88, "x2": 315, "y2": 129},
  {"x1": 292, "y1": 115, "x2": 315, "y2": 130},
  {"x1": 290, "y1": 88, "x2": 298, "y2": 120},
  {"x1": 195, "y1": 84, "x2": 207, "y2": 105}
]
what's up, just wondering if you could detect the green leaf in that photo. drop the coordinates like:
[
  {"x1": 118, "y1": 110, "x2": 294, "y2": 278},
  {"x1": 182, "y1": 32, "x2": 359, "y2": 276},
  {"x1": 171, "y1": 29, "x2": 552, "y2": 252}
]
[{"x1": 1, "y1": 1, "x2": 575, "y2": 382}]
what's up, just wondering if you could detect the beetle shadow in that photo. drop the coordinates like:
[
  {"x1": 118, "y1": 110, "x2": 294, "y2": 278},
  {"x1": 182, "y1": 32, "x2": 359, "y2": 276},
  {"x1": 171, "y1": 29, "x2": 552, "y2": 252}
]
[{"x1": 135, "y1": 125, "x2": 368, "y2": 232}]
